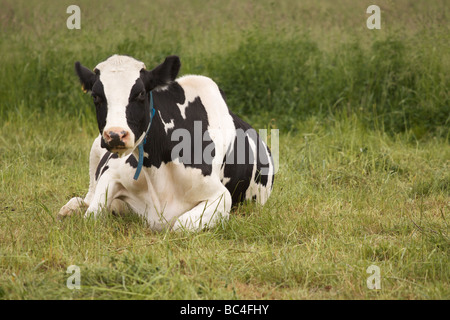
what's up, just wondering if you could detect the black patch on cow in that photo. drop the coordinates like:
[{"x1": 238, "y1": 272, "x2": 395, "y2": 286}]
[
  {"x1": 220, "y1": 112, "x2": 252, "y2": 204},
  {"x1": 222, "y1": 111, "x2": 273, "y2": 205},
  {"x1": 91, "y1": 80, "x2": 108, "y2": 137},
  {"x1": 126, "y1": 78, "x2": 150, "y2": 144},
  {"x1": 95, "y1": 152, "x2": 109, "y2": 180},
  {"x1": 95, "y1": 152, "x2": 117, "y2": 180},
  {"x1": 253, "y1": 136, "x2": 271, "y2": 187},
  {"x1": 74, "y1": 63, "x2": 108, "y2": 139},
  {"x1": 125, "y1": 154, "x2": 138, "y2": 168},
  {"x1": 101, "y1": 165, "x2": 109, "y2": 177},
  {"x1": 135, "y1": 82, "x2": 186, "y2": 169}
]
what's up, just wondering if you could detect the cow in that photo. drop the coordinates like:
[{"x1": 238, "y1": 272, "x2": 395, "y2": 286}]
[{"x1": 58, "y1": 54, "x2": 274, "y2": 231}]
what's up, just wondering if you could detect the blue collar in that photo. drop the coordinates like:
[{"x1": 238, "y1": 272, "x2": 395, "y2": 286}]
[{"x1": 133, "y1": 91, "x2": 156, "y2": 180}]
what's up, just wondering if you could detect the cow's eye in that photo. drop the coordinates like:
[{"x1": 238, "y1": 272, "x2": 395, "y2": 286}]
[
  {"x1": 137, "y1": 91, "x2": 146, "y2": 101},
  {"x1": 92, "y1": 94, "x2": 102, "y2": 104}
]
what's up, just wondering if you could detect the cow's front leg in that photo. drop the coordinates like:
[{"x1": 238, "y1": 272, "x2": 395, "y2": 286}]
[
  {"x1": 58, "y1": 197, "x2": 88, "y2": 219},
  {"x1": 172, "y1": 188, "x2": 232, "y2": 232},
  {"x1": 84, "y1": 174, "x2": 123, "y2": 219}
]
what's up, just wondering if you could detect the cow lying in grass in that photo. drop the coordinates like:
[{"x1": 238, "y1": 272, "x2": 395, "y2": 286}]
[{"x1": 58, "y1": 55, "x2": 274, "y2": 231}]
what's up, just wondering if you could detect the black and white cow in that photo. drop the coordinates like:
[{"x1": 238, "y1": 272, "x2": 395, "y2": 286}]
[{"x1": 58, "y1": 55, "x2": 274, "y2": 231}]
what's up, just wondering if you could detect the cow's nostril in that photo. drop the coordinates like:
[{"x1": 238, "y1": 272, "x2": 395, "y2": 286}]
[
  {"x1": 103, "y1": 131, "x2": 111, "y2": 142},
  {"x1": 109, "y1": 131, "x2": 120, "y2": 140}
]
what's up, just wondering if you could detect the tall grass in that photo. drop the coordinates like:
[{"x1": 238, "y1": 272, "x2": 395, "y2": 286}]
[{"x1": 202, "y1": 31, "x2": 449, "y2": 137}]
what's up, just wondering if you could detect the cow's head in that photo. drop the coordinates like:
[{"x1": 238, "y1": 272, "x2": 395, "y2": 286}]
[{"x1": 75, "y1": 55, "x2": 180, "y2": 156}]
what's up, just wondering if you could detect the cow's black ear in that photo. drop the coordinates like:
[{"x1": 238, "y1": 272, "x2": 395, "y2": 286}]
[
  {"x1": 141, "y1": 55, "x2": 181, "y2": 91},
  {"x1": 75, "y1": 61, "x2": 96, "y2": 93}
]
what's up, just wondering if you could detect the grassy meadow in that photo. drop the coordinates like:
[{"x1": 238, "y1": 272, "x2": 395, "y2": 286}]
[{"x1": 0, "y1": 0, "x2": 449, "y2": 299}]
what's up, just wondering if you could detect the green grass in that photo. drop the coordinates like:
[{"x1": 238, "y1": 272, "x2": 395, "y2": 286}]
[{"x1": 0, "y1": 0, "x2": 449, "y2": 299}]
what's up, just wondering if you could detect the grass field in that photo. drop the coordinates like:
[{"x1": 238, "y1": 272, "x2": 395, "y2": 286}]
[{"x1": 0, "y1": 0, "x2": 449, "y2": 299}]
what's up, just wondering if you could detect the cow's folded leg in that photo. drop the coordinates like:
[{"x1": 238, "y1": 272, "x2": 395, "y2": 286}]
[
  {"x1": 172, "y1": 190, "x2": 232, "y2": 232},
  {"x1": 84, "y1": 176, "x2": 122, "y2": 219},
  {"x1": 57, "y1": 197, "x2": 88, "y2": 219}
]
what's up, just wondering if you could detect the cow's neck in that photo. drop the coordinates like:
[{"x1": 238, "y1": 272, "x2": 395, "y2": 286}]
[{"x1": 132, "y1": 91, "x2": 156, "y2": 181}]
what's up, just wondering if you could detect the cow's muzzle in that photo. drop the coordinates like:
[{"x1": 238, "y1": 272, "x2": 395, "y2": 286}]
[{"x1": 102, "y1": 127, "x2": 131, "y2": 153}]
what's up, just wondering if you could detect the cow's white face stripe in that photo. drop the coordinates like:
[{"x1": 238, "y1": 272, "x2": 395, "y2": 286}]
[{"x1": 95, "y1": 55, "x2": 146, "y2": 151}]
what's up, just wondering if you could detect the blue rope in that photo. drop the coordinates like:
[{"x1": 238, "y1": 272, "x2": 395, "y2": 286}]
[{"x1": 134, "y1": 91, "x2": 155, "y2": 181}]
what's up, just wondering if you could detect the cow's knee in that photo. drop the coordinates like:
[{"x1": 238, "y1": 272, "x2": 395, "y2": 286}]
[
  {"x1": 172, "y1": 190, "x2": 232, "y2": 232},
  {"x1": 83, "y1": 177, "x2": 123, "y2": 219}
]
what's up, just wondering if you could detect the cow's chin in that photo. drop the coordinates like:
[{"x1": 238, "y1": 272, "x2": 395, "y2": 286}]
[{"x1": 110, "y1": 146, "x2": 133, "y2": 158}]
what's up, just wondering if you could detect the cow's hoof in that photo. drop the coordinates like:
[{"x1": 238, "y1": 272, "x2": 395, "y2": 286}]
[{"x1": 57, "y1": 197, "x2": 87, "y2": 220}]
